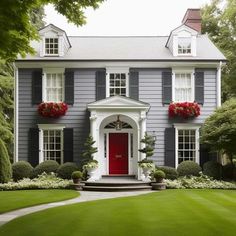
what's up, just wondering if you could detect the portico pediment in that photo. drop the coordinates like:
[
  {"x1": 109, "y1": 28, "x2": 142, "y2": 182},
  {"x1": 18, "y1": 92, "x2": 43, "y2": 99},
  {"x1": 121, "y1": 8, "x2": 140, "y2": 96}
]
[{"x1": 87, "y1": 96, "x2": 150, "y2": 111}]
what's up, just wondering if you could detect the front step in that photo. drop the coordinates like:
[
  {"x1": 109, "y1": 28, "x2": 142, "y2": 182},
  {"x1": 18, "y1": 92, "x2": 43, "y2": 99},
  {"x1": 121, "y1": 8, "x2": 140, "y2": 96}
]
[
  {"x1": 83, "y1": 185, "x2": 152, "y2": 192},
  {"x1": 83, "y1": 176, "x2": 152, "y2": 192}
]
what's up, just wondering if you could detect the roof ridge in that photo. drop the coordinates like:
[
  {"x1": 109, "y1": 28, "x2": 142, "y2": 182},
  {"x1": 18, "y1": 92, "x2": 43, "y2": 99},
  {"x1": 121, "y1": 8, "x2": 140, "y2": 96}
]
[{"x1": 68, "y1": 35, "x2": 169, "y2": 38}]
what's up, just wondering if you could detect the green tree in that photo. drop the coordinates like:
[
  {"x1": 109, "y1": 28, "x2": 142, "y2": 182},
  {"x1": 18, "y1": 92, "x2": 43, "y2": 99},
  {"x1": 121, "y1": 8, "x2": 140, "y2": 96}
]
[
  {"x1": 0, "y1": 0, "x2": 104, "y2": 61},
  {"x1": 201, "y1": 0, "x2": 236, "y2": 101},
  {"x1": 139, "y1": 132, "x2": 155, "y2": 160},
  {"x1": 201, "y1": 98, "x2": 236, "y2": 161},
  {"x1": 0, "y1": 138, "x2": 12, "y2": 183},
  {"x1": 82, "y1": 135, "x2": 98, "y2": 163}
]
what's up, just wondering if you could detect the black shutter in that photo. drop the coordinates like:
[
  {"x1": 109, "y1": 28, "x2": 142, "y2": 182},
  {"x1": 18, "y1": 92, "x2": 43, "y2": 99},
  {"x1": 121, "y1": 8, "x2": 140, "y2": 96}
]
[
  {"x1": 63, "y1": 128, "x2": 73, "y2": 163},
  {"x1": 162, "y1": 70, "x2": 172, "y2": 104},
  {"x1": 129, "y1": 70, "x2": 139, "y2": 100},
  {"x1": 96, "y1": 70, "x2": 106, "y2": 100},
  {"x1": 32, "y1": 69, "x2": 42, "y2": 104},
  {"x1": 64, "y1": 69, "x2": 74, "y2": 105},
  {"x1": 164, "y1": 127, "x2": 176, "y2": 168},
  {"x1": 28, "y1": 128, "x2": 39, "y2": 167},
  {"x1": 195, "y1": 70, "x2": 204, "y2": 104}
]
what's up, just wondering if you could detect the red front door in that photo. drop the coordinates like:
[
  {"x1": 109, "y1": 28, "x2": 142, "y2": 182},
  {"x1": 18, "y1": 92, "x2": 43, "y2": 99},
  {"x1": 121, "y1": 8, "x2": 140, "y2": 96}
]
[{"x1": 109, "y1": 133, "x2": 128, "y2": 174}]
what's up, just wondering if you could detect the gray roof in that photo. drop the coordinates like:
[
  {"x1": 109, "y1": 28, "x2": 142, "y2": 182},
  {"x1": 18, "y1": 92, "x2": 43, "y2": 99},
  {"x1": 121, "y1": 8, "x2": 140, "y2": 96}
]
[{"x1": 18, "y1": 35, "x2": 226, "y2": 61}]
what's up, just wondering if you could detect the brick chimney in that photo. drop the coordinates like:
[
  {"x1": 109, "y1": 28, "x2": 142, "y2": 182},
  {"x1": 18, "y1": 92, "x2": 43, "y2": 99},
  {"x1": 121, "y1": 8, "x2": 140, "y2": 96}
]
[{"x1": 182, "y1": 9, "x2": 201, "y2": 33}]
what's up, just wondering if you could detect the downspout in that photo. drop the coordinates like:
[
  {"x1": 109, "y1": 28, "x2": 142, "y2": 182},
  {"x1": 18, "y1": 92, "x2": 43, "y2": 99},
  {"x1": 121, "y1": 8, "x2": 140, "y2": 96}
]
[
  {"x1": 13, "y1": 63, "x2": 18, "y2": 163},
  {"x1": 217, "y1": 61, "x2": 222, "y2": 107}
]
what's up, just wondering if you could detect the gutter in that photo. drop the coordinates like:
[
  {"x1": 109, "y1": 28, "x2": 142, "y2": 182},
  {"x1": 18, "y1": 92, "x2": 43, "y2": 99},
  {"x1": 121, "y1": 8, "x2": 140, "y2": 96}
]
[
  {"x1": 217, "y1": 61, "x2": 222, "y2": 107},
  {"x1": 13, "y1": 63, "x2": 18, "y2": 163}
]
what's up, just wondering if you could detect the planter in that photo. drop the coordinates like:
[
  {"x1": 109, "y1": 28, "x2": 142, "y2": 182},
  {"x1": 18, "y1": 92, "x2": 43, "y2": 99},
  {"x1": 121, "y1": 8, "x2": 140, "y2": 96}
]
[
  {"x1": 87, "y1": 166, "x2": 98, "y2": 182},
  {"x1": 38, "y1": 102, "x2": 68, "y2": 118},
  {"x1": 141, "y1": 167, "x2": 153, "y2": 182},
  {"x1": 151, "y1": 182, "x2": 166, "y2": 190},
  {"x1": 72, "y1": 178, "x2": 81, "y2": 184}
]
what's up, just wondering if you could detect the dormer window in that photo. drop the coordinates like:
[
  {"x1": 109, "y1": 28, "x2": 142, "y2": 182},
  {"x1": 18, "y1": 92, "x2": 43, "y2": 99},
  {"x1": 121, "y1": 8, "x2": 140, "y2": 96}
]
[
  {"x1": 45, "y1": 38, "x2": 59, "y2": 55},
  {"x1": 178, "y1": 37, "x2": 191, "y2": 55}
]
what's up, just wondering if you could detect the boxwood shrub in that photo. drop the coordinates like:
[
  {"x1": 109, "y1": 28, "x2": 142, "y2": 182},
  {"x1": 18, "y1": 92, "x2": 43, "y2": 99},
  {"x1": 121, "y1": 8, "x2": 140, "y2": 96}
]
[
  {"x1": 203, "y1": 161, "x2": 222, "y2": 180},
  {"x1": 177, "y1": 161, "x2": 202, "y2": 177},
  {"x1": 12, "y1": 161, "x2": 33, "y2": 181},
  {"x1": 155, "y1": 166, "x2": 178, "y2": 180},
  {"x1": 32, "y1": 160, "x2": 60, "y2": 178},
  {"x1": 57, "y1": 162, "x2": 79, "y2": 179}
]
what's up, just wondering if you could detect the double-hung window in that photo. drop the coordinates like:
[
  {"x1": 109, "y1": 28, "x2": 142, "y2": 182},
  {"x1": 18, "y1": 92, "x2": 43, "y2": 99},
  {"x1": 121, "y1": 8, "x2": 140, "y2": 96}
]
[
  {"x1": 173, "y1": 72, "x2": 194, "y2": 102},
  {"x1": 43, "y1": 69, "x2": 64, "y2": 102},
  {"x1": 45, "y1": 38, "x2": 59, "y2": 55},
  {"x1": 178, "y1": 37, "x2": 191, "y2": 55},
  {"x1": 38, "y1": 125, "x2": 65, "y2": 164},
  {"x1": 108, "y1": 73, "x2": 127, "y2": 97},
  {"x1": 175, "y1": 125, "x2": 200, "y2": 167}
]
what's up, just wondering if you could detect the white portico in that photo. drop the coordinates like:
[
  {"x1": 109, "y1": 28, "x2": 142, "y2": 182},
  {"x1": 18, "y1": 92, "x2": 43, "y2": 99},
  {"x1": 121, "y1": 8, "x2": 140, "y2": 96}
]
[{"x1": 87, "y1": 96, "x2": 150, "y2": 180}]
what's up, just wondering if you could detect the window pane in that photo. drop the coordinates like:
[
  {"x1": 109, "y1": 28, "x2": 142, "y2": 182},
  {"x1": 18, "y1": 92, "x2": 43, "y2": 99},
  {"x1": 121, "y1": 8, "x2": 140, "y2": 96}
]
[
  {"x1": 109, "y1": 73, "x2": 127, "y2": 97},
  {"x1": 175, "y1": 73, "x2": 192, "y2": 102}
]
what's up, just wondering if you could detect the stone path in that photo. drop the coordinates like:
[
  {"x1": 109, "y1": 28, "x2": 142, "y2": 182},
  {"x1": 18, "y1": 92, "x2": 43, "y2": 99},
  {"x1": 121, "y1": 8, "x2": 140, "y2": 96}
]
[{"x1": 0, "y1": 190, "x2": 151, "y2": 226}]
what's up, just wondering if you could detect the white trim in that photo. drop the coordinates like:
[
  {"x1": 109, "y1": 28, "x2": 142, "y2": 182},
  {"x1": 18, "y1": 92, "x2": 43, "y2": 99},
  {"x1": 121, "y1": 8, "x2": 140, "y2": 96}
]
[
  {"x1": 38, "y1": 125, "x2": 65, "y2": 164},
  {"x1": 38, "y1": 124, "x2": 65, "y2": 130},
  {"x1": 42, "y1": 68, "x2": 65, "y2": 102},
  {"x1": 106, "y1": 67, "x2": 129, "y2": 98},
  {"x1": 13, "y1": 64, "x2": 19, "y2": 163},
  {"x1": 172, "y1": 68, "x2": 195, "y2": 102},
  {"x1": 217, "y1": 61, "x2": 222, "y2": 107},
  {"x1": 174, "y1": 123, "x2": 201, "y2": 168}
]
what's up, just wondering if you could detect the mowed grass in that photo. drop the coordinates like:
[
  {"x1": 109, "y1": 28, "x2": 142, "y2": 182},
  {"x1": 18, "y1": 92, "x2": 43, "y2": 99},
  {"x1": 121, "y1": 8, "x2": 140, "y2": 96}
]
[
  {"x1": 0, "y1": 189, "x2": 236, "y2": 236},
  {"x1": 0, "y1": 190, "x2": 79, "y2": 213}
]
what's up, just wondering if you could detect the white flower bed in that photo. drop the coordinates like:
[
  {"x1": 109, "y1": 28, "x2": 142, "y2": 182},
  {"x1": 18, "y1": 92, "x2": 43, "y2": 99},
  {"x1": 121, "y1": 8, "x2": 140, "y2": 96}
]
[
  {"x1": 0, "y1": 173, "x2": 72, "y2": 191},
  {"x1": 165, "y1": 173, "x2": 236, "y2": 189}
]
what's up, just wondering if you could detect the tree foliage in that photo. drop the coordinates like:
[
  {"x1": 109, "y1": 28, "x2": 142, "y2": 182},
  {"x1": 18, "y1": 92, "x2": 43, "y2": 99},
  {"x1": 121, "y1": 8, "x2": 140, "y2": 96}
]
[
  {"x1": 0, "y1": 0, "x2": 104, "y2": 61},
  {"x1": 82, "y1": 135, "x2": 98, "y2": 162},
  {"x1": 201, "y1": 98, "x2": 236, "y2": 159},
  {"x1": 139, "y1": 132, "x2": 155, "y2": 159},
  {"x1": 201, "y1": 0, "x2": 236, "y2": 100},
  {"x1": 0, "y1": 138, "x2": 12, "y2": 183}
]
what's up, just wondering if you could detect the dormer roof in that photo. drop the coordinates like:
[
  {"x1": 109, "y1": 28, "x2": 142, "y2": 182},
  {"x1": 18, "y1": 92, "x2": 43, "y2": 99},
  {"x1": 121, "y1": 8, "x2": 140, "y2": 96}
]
[{"x1": 39, "y1": 24, "x2": 71, "y2": 48}]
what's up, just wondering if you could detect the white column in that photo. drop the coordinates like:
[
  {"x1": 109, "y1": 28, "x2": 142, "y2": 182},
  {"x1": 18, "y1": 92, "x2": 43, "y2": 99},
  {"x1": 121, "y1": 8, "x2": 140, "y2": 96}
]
[
  {"x1": 90, "y1": 111, "x2": 97, "y2": 147},
  {"x1": 139, "y1": 111, "x2": 147, "y2": 161},
  {"x1": 217, "y1": 61, "x2": 222, "y2": 107},
  {"x1": 13, "y1": 64, "x2": 18, "y2": 163}
]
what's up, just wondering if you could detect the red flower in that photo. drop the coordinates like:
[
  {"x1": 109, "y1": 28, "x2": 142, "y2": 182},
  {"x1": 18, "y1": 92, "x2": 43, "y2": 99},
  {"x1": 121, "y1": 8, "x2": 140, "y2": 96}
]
[
  {"x1": 38, "y1": 102, "x2": 68, "y2": 118},
  {"x1": 168, "y1": 102, "x2": 200, "y2": 119}
]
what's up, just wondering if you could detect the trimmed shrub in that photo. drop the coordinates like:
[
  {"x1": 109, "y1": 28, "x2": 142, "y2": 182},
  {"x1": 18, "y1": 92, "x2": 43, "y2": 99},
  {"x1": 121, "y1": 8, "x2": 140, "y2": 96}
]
[
  {"x1": 71, "y1": 171, "x2": 83, "y2": 179},
  {"x1": 32, "y1": 160, "x2": 60, "y2": 178},
  {"x1": 12, "y1": 161, "x2": 33, "y2": 181},
  {"x1": 57, "y1": 162, "x2": 79, "y2": 179},
  {"x1": 177, "y1": 161, "x2": 202, "y2": 177},
  {"x1": 203, "y1": 161, "x2": 222, "y2": 180},
  {"x1": 153, "y1": 170, "x2": 165, "y2": 182},
  {"x1": 0, "y1": 138, "x2": 12, "y2": 183},
  {"x1": 222, "y1": 163, "x2": 235, "y2": 180},
  {"x1": 156, "y1": 166, "x2": 178, "y2": 180}
]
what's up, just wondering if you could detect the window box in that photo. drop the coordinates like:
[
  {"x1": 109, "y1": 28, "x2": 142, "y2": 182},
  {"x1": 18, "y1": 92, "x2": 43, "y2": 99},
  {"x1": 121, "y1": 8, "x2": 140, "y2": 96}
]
[
  {"x1": 168, "y1": 102, "x2": 200, "y2": 119},
  {"x1": 38, "y1": 102, "x2": 68, "y2": 118}
]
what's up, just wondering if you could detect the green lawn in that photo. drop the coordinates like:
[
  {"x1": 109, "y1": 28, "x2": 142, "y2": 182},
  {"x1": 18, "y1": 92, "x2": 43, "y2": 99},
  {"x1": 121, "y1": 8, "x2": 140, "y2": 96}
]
[
  {"x1": 0, "y1": 190, "x2": 79, "y2": 213},
  {"x1": 0, "y1": 189, "x2": 236, "y2": 236}
]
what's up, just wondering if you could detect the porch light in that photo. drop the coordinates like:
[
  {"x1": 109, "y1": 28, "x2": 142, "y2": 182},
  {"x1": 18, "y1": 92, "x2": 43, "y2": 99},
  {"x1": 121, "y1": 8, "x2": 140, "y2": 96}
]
[
  {"x1": 115, "y1": 115, "x2": 122, "y2": 130},
  {"x1": 152, "y1": 131, "x2": 157, "y2": 142}
]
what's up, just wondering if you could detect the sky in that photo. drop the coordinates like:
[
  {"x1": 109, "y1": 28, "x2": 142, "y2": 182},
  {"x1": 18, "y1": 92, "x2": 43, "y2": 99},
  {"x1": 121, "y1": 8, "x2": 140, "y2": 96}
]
[{"x1": 44, "y1": 0, "x2": 211, "y2": 36}]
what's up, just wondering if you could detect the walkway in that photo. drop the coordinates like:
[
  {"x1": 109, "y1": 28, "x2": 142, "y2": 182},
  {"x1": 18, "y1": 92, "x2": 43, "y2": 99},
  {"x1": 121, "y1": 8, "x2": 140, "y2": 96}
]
[{"x1": 0, "y1": 190, "x2": 151, "y2": 226}]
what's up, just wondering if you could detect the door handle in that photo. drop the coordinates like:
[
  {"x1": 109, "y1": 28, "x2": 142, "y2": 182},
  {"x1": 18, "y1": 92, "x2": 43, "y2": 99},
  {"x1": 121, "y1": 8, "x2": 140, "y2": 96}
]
[{"x1": 115, "y1": 154, "x2": 122, "y2": 158}]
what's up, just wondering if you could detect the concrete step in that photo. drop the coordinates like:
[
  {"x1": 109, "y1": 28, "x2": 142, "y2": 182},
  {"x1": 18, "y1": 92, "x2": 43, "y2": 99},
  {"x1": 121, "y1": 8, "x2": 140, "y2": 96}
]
[
  {"x1": 85, "y1": 181, "x2": 150, "y2": 187},
  {"x1": 101, "y1": 175, "x2": 136, "y2": 178},
  {"x1": 82, "y1": 185, "x2": 152, "y2": 192}
]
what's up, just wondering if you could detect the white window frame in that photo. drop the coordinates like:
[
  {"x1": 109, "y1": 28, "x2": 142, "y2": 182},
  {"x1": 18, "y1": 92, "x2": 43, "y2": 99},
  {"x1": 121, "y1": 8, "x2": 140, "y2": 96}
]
[
  {"x1": 42, "y1": 68, "x2": 65, "y2": 102},
  {"x1": 44, "y1": 37, "x2": 59, "y2": 56},
  {"x1": 38, "y1": 124, "x2": 65, "y2": 164},
  {"x1": 172, "y1": 69, "x2": 195, "y2": 102},
  {"x1": 174, "y1": 124, "x2": 200, "y2": 168},
  {"x1": 177, "y1": 37, "x2": 192, "y2": 56},
  {"x1": 106, "y1": 68, "x2": 129, "y2": 97}
]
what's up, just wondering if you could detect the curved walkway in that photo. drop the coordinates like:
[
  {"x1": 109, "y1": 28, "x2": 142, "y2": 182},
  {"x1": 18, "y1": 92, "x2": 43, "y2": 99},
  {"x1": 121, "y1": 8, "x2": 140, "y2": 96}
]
[{"x1": 0, "y1": 190, "x2": 151, "y2": 226}]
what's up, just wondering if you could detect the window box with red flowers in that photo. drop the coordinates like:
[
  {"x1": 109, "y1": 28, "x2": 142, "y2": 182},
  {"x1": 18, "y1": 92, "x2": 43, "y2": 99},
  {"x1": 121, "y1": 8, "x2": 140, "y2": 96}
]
[
  {"x1": 38, "y1": 102, "x2": 68, "y2": 118},
  {"x1": 168, "y1": 102, "x2": 200, "y2": 119}
]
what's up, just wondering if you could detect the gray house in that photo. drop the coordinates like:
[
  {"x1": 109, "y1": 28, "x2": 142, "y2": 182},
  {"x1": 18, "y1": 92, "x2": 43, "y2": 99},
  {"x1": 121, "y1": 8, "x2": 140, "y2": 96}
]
[{"x1": 14, "y1": 9, "x2": 226, "y2": 180}]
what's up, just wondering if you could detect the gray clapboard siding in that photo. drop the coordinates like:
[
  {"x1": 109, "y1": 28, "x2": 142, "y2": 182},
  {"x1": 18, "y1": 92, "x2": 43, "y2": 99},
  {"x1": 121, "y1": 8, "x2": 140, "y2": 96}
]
[
  {"x1": 18, "y1": 69, "x2": 96, "y2": 165},
  {"x1": 138, "y1": 68, "x2": 217, "y2": 166}
]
